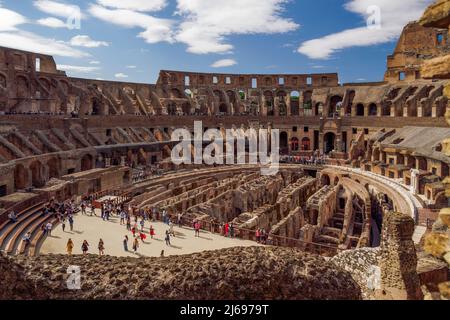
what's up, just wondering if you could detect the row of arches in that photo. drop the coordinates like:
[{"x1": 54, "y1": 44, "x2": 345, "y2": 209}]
[
  {"x1": 280, "y1": 131, "x2": 338, "y2": 154},
  {"x1": 13, "y1": 154, "x2": 94, "y2": 190}
]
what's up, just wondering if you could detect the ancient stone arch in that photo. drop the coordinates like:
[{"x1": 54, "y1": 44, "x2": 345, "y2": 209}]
[
  {"x1": 324, "y1": 132, "x2": 336, "y2": 154},
  {"x1": 47, "y1": 157, "x2": 60, "y2": 179},
  {"x1": 290, "y1": 91, "x2": 300, "y2": 115},
  {"x1": 356, "y1": 103, "x2": 365, "y2": 116},
  {"x1": 29, "y1": 160, "x2": 45, "y2": 188},
  {"x1": 16, "y1": 75, "x2": 29, "y2": 98},
  {"x1": 301, "y1": 137, "x2": 311, "y2": 151},
  {"x1": 321, "y1": 174, "x2": 331, "y2": 186},
  {"x1": 264, "y1": 91, "x2": 274, "y2": 116},
  {"x1": 181, "y1": 102, "x2": 192, "y2": 115},
  {"x1": 14, "y1": 164, "x2": 29, "y2": 190},
  {"x1": 369, "y1": 103, "x2": 378, "y2": 116},
  {"x1": 329, "y1": 95, "x2": 343, "y2": 117},
  {"x1": 345, "y1": 90, "x2": 355, "y2": 115},
  {"x1": 81, "y1": 154, "x2": 94, "y2": 171},
  {"x1": 219, "y1": 103, "x2": 228, "y2": 114},
  {"x1": 290, "y1": 137, "x2": 299, "y2": 151}
]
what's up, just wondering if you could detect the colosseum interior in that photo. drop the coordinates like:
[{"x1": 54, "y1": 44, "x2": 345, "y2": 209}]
[{"x1": 0, "y1": 0, "x2": 449, "y2": 302}]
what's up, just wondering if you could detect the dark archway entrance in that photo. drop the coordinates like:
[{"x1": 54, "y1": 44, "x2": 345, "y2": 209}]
[
  {"x1": 324, "y1": 132, "x2": 336, "y2": 154},
  {"x1": 14, "y1": 164, "x2": 28, "y2": 190},
  {"x1": 81, "y1": 154, "x2": 94, "y2": 171},
  {"x1": 29, "y1": 161, "x2": 45, "y2": 188},
  {"x1": 280, "y1": 132, "x2": 288, "y2": 154},
  {"x1": 92, "y1": 98, "x2": 101, "y2": 115}
]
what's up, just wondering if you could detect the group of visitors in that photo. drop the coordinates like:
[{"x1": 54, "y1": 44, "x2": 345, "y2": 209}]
[
  {"x1": 66, "y1": 238, "x2": 105, "y2": 255},
  {"x1": 280, "y1": 154, "x2": 327, "y2": 165},
  {"x1": 255, "y1": 228, "x2": 269, "y2": 244},
  {"x1": 219, "y1": 222, "x2": 235, "y2": 238}
]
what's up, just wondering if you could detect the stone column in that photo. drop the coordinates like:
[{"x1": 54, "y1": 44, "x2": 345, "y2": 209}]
[
  {"x1": 286, "y1": 94, "x2": 291, "y2": 116},
  {"x1": 319, "y1": 133, "x2": 324, "y2": 154},
  {"x1": 274, "y1": 97, "x2": 279, "y2": 116},
  {"x1": 336, "y1": 134, "x2": 342, "y2": 152}
]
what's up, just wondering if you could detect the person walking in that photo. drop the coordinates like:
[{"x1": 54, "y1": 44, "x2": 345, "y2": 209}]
[
  {"x1": 81, "y1": 201, "x2": 86, "y2": 215},
  {"x1": 68, "y1": 215, "x2": 74, "y2": 231},
  {"x1": 126, "y1": 217, "x2": 131, "y2": 231},
  {"x1": 120, "y1": 210, "x2": 126, "y2": 225},
  {"x1": 46, "y1": 222, "x2": 53, "y2": 236},
  {"x1": 123, "y1": 235, "x2": 129, "y2": 252},
  {"x1": 98, "y1": 239, "x2": 105, "y2": 255},
  {"x1": 177, "y1": 212, "x2": 183, "y2": 228},
  {"x1": 61, "y1": 219, "x2": 66, "y2": 232},
  {"x1": 165, "y1": 230, "x2": 171, "y2": 246},
  {"x1": 224, "y1": 223, "x2": 229, "y2": 237},
  {"x1": 132, "y1": 237, "x2": 139, "y2": 253},
  {"x1": 140, "y1": 219, "x2": 145, "y2": 232},
  {"x1": 66, "y1": 238, "x2": 74, "y2": 255},
  {"x1": 150, "y1": 225, "x2": 155, "y2": 239},
  {"x1": 194, "y1": 221, "x2": 201, "y2": 237},
  {"x1": 81, "y1": 240, "x2": 89, "y2": 254}
]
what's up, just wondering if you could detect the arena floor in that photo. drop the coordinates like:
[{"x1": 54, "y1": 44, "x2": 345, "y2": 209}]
[{"x1": 39, "y1": 208, "x2": 259, "y2": 258}]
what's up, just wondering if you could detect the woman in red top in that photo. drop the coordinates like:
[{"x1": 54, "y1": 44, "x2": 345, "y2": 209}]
[
  {"x1": 149, "y1": 226, "x2": 155, "y2": 239},
  {"x1": 224, "y1": 223, "x2": 229, "y2": 237}
]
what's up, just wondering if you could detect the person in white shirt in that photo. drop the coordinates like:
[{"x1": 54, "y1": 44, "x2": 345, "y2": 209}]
[
  {"x1": 22, "y1": 232, "x2": 31, "y2": 246},
  {"x1": 46, "y1": 222, "x2": 53, "y2": 236},
  {"x1": 8, "y1": 211, "x2": 17, "y2": 223}
]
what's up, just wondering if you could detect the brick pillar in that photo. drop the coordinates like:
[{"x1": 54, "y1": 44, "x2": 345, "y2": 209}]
[{"x1": 377, "y1": 211, "x2": 423, "y2": 300}]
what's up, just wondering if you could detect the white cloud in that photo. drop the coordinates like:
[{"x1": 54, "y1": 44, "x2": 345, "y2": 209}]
[
  {"x1": 0, "y1": 7, "x2": 27, "y2": 31},
  {"x1": 298, "y1": 0, "x2": 434, "y2": 59},
  {"x1": 0, "y1": 30, "x2": 88, "y2": 57},
  {"x1": 37, "y1": 17, "x2": 67, "y2": 28},
  {"x1": 70, "y1": 35, "x2": 109, "y2": 48},
  {"x1": 33, "y1": 0, "x2": 83, "y2": 19},
  {"x1": 57, "y1": 64, "x2": 100, "y2": 73},
  {"x1": 96, "y1": 0, "x2": 167, "y2": 12},
  {"x1": 126, "y1": 65, "x2": 137, "y2": 69},
  {"x1": 88, "y1": 4, "x2": 174, "y2": 44},
  {"x1": 210, "y1": 59, "x2": 237, "y2": 68},
  {"x1": 115, "y1": 73, "x2": 128, "y2": 78},
  {"x1": 175, "y1": 0, "x2": 299, "y2": 54},
  {"x1": 90, "y1": 60, "x2": 101, "y2": 64},
  {"x1": 87, "y1": 0, "x2": 298, "y2": 55}
]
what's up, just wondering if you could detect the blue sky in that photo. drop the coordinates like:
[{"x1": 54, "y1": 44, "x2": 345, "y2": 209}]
[{"x1": 0, "y1": 0, "x2": 434, "y2": 84}]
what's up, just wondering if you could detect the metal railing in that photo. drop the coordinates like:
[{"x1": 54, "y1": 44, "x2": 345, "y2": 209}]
[{"x1": 139, "y1": 211, "x2": 343, "y2": 257}]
